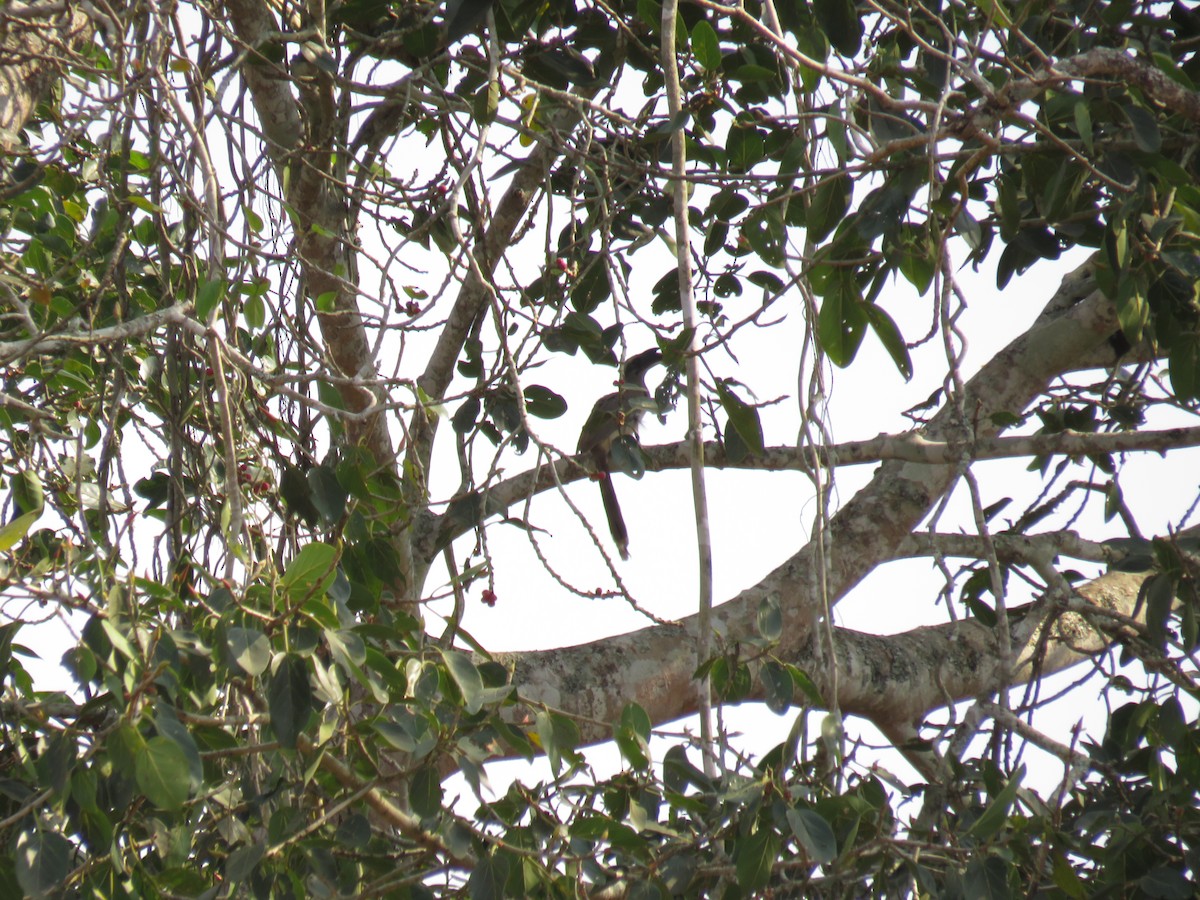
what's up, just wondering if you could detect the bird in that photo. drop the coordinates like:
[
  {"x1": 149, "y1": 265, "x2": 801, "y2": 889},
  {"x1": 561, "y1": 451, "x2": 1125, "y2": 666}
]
[{"x1": 576, "y1": 349, "x2": 663, "y2": 560}]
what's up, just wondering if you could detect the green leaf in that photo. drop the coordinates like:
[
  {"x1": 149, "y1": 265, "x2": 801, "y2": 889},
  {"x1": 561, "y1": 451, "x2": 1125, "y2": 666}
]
[
  {"x1": 15, "y1": 828, "x2": 73, "y2": 897},
  {"x1": 453, "y1": 397, "x2": 481, "y2": 434},
  {"x1": 280, "y1": 462, "x2": 320, "y2": 527},
  {"x1": 467, "y1": 850, "x2": 510, "y2": 900},
  {"x1": 862, "y1": 303, "x2": 913, "y2": 380},
  {"x1": 195, "y1": 277, "x2": 226, "y2": 322},
  {"x1": 440, "y1": 647, "x2": 485, "y2": 714},
  {"x1": 536, "y1": 710, "x2": 581, "y2": 777},
  {"x1": 717, "y1": 380, "x2": 765, "y2": 456},
  {"x1": 734, "y1": 827, "x2": 780, "y2": 892},
  {"x1": 306, "y1": 464, "x2": 348, "y2": 524},
  {"x1": 410, "y1": 764, "x2": 444, "y2": 818},
  {"x1": 787, "y1": 807, "x2": 837, "y2": 863},
  {"x1": 742, "y1": 206, "x2": 785, "y2": 266},
  {"x1": 812, "y1": 0, "x2": 862, "y2": 56},
  {"x1": 570, "y1": 254, "x2": 612, "y2": 313},
  {"x1": 807, "y1": 174, "x2": 851, "y2": 242},
  {"x1": 965, "y1": 856, "x2": 1014, "y2": 899},
  {"x1": 817, "y1": 275, "x2": 868, "y2": 367},
  {"x1": 243, "y1": 205, "x2": 264, "y2": 234},
  {"x1": 748, "y1": 270, "x2": 785, "y2": 293},
  {"x1": 1124, "y1": 104, "x2": 1162, "y2": 154},
  {"x1": 0, "y1": 510, "x2": 40, "y2": 551},
  {"x1": 1137, "y1": 867, "x2": 1193, "y2": 900},
  {"x1": 11, "y1": 469, "x2": 44, "y2": 515},
  {"x1": 616, "y1": 702, "x2": 652, "y2": 770},
  {"x1": 136, "y1": 736, "x2": 191, "y2": 810},
  {"x1": 1169, "y1": 334, "x2": 1200, "y2": 401},
  {"x1": 226, "y1": 626, "x2": 271, "y2": 676},
  {"x1": 1115, "y1": 275, "x2": 1148, "y2": 343},
  {"x1": 280, "y1": 541, "x2": 338, "y2": 600},
  {"x1": 154, "y1": 704, "x2": 203, "y2": 787},
  {"x1": 268, "y1": 654, "x2": 314, "y2": 749},
  {"x1": 523, "y1": 385, "x2": 568, "y2": 419},
  {"x1": 1145, "y1": 573, "x2": 1176, "y2": 649},
  {"x1": 691, "y1": 20, "x2": 721, "y2": 70},
  {"x1": 225, "y1": 843, "x2": 265, "y2": 884},
  {"x1": 966, "y1": 764, "x2": 1024, "y2": 841},
  {"x1": 760, "y1": 659, "x2": 793, "y2": 714},
  {"x1": 727, "y1": 124, "x2": 765, "y2": 173}
]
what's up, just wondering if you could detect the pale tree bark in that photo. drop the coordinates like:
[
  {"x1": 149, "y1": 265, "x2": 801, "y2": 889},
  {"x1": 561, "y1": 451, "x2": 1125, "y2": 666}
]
[
  {"x1": 495, "y1": 262, "x2": 1139, "y2": 743},
  {"x1": 0, "y1": 2, "x2": 94, "y2": 149}
]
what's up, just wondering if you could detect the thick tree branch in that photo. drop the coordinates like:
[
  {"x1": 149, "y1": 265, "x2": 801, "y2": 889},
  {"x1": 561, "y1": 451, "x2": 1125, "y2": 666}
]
[
  {"x1": 500, "y1": 262, "x2": 1123, "y2": 743},
  {"x1": 804, "y1": 565, "x2": 1156, "y2": 731},
  {"x1": 0, "y1": 2, "x2": 92, "y2": 148},
  {"x1": 422, "y1": 420, "x2": 1197, "y2": 562}
]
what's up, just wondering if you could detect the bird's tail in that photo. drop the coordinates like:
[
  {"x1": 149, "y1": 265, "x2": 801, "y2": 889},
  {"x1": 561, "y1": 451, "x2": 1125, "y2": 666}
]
[{"x1": 598, "y1": 474, "x2": 630, "y2": 560}]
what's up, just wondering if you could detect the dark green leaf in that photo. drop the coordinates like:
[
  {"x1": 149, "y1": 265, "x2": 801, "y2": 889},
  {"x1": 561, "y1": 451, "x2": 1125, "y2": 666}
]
[
  {"x1": 813, "y1": 0, "x2": 862, "y2": 56},
  {"x1": 280, "y1": 462, "x2": 320, "y2": 527},
  {"x1": 862, "y1": 303, "x2": 913, "y2": 380},
  {"x1": 195, "y1": 277, "x2": 226, "y2": 321},
  {"x1": 964, "y1": 855, "x2": 1014, "y2": 899},
  {"x1": 787, "y1": 807, "x2": 837, "y2": 863},
  {"x1": 807, "y1": 174, "x2": 851, "y2": 242},
  {"x1": 440, "y1": 647, "x2": 485, "y2": 714},
  {"x1": 523, "y1": 385, "x2": 567, "y2": 419},
  {"x1": 967, "y1": 765, "x2": 1024, "y2": 842},
  {"x1": 268, "y1": 654, "x2": 313, "y2": 749},
  {"x1": 467, "y1": 851, "x2": 510, "y2": 900},
  {"x1": 1124, "y1": 104, "x2": 1162, "y2": 153},
  {"x1": 306, "y1": 464, "x2": 348, "y2": 524},
  {"x1": 760, "y1": 659, "x2": 793, "y2": 714},
  {"x1": 1137, "y1": 867, "x2": 1193, "y2": 900},
  {"x1": 734, "y1": 827, "x2": 780, "y2": 892},
  {"x1": 717, "y1": 380, "x2": 765, "y2": 456},
  {"x1": 748, "y1": 270, "x2": 785, "y2": 292},
  {"x1": 453, "y1": 396, "x2": 482, "y2": 433},
  {"x1": 133, "y1": 471, "x2": 171, "y2": 509},
  {"x1": 136, "y1": 736, "x2": 190, "y2": 810},
  {"x1": 727, "y1": 124, "x2": 765, "y2": 173},
  {"x1": 1169, "y1": 336, "x2": 1200, "y2": 401},
  {"x1": 691, "y1": 20, "x2": 721, "y2": 70},
  {"x1": 817, "y1": 275, "x2": 868, "y2": 367},
  {"x1": 410, "y1": 764, "x2": 443, "y2": 819},
  {"x1": 281, "y1": 541, "x2": 338, "y2": 600},
  {"x1": 1145, "y1": 573, "x2": 1176, "y2": 649},
  {"x1": 225, "y1": 843, "x2": 265, "y2": 884},
  {"x1": 742, "y1": 206, "x2": 786, "y2": 266},
  {"x1": 15, "y1": 829, "x2": 72, "y2": 898}
]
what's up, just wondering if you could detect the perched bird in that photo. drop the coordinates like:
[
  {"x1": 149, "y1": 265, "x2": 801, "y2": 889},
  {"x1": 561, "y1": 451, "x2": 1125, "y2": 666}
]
[{"x1": 576, "y1": 349, "x2": 663, "y2": 559}]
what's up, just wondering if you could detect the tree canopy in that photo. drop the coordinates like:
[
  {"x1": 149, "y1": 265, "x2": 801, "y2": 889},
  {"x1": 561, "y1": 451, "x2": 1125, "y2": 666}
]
[{"x1": 0, "y1": 0, "x2": 1199, "y2": 896}]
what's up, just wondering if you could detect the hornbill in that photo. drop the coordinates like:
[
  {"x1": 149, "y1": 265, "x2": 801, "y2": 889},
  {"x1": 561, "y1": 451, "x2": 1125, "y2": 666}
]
[{"x1": 576, "y1": 349, "x2": 662, "y2": 559}]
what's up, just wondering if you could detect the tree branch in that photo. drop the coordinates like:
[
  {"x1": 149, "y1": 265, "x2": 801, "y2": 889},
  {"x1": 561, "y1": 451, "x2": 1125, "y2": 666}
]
[{"x1": 500, "y1": 263, "x2": 1123, "y2": 742}]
